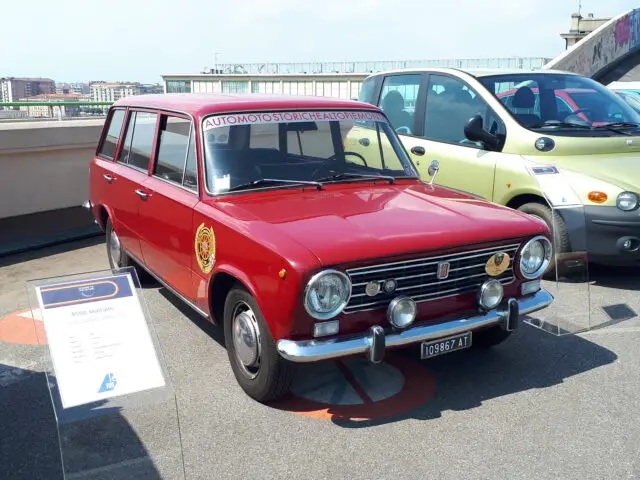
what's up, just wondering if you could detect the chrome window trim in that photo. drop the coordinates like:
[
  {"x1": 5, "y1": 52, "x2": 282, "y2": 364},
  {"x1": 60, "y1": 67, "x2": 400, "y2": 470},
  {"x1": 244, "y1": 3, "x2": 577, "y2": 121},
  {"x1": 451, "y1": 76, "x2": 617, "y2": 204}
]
[
  {"x1": 152, "y1": 116, "x2": 198, "y2": 195},
  {"x1": 112, "y1": 104, "x2": 200, "y2": 200}
]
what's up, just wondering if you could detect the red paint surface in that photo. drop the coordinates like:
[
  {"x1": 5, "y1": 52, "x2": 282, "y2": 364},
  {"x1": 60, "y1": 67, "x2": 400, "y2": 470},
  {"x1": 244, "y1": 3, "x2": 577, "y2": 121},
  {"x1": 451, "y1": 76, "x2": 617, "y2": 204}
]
[
  {"x1": 0, "y1": 310, "x2": 46, "y2": 346},
  {"x1": 90, "y1": 95, "x2": 548, "y2": 344}
]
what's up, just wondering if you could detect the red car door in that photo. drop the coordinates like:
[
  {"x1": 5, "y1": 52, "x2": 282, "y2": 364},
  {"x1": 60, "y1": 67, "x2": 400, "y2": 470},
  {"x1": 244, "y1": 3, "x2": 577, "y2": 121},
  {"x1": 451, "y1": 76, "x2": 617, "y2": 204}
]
[
  {"x1": 109, "y1": 110, "x2": 159, "y2": 263},
  {"x1": 137, "y1": 114, "x2": 200, "y2": 300}
]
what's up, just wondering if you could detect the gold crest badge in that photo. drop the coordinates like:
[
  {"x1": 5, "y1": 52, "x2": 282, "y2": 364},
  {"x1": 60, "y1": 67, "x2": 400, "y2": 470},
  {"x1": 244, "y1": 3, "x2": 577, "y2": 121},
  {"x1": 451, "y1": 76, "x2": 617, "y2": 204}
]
[
  {"x1": 485, "y1": 252, "x2": 510, "y2": 277},
  {"x1": 195, "y1": 223, "x2": 216, "y2": 274}
]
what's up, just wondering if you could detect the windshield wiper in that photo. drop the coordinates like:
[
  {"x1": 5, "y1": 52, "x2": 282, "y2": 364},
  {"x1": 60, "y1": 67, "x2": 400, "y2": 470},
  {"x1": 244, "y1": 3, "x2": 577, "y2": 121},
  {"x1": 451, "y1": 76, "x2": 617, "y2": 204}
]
[
  {"x1": 316, "y1": 172, "x2": 395, "y2": 184},
  {"x1": 528, "y1": 121, "x2": 591, "y2": 129},
  {"x1": 227, "y1": 178, "x2": 322, "y2": 192},
  {"x1": 591, "y1": 122, "x2": 640, "y2": 135}
]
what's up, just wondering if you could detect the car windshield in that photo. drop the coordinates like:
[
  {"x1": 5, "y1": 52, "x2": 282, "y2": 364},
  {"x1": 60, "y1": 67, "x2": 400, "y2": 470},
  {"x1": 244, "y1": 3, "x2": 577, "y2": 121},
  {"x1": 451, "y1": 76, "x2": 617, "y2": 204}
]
[
  {"x1": 201, "y1": 110, "x2": 418, "y2": 194},
  {"x1": 478, "y1": 73, "x2": 640, "y2": 131}
]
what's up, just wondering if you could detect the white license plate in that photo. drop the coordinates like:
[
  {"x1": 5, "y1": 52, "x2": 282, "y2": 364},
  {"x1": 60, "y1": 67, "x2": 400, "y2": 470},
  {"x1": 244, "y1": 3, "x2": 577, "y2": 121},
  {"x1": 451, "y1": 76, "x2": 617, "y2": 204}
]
[{"x1": 420, "y1": 332, "x2": 472, "y2": 359}]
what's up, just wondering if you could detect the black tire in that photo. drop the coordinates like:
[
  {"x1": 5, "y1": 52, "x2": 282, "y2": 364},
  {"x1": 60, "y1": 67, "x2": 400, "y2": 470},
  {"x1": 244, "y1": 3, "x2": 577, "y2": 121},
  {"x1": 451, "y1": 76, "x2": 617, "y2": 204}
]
[
  {"x1": 517, "y1": 202, "x2": 570, "y2": 278},
  {"x1": 473, "y1": 326, "x2": 511, "y2": 348},
  {"x1": 105, "y1": 218, "x2": 134, "y2": 271},
  {"x1": 224, "y1": 286, "x2": 294, "y2": 403}
]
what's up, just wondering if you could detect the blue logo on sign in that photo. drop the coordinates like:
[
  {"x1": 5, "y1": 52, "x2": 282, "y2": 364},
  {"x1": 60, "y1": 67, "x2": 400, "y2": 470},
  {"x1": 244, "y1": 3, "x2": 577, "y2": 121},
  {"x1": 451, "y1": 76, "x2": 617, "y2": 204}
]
[{"x1": 98, "y1": 373, "x2": 117, "y2": 393}]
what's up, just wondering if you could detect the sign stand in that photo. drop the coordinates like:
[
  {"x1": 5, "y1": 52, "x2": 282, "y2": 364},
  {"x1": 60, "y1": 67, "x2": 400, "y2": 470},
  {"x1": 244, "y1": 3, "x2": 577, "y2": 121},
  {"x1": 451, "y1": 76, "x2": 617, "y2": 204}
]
[{"x1": 25, "y1": 267, "x2": 185, "y2": 480}]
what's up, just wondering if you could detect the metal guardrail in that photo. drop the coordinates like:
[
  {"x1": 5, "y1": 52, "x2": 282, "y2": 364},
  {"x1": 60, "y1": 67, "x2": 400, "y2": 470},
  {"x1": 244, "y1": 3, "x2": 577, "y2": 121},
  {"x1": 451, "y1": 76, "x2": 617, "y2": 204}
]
[
  {"x1": 201, "y1": 57, "x2": 554, "y2": 75},
  {"x1": 0, "y1": 102, "x2": 113, "y2": 107}
]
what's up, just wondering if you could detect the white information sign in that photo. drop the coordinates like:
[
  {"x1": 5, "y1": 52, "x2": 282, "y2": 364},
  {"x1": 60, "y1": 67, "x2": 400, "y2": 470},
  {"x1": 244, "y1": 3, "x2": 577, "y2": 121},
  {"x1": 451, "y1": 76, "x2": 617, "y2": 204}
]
[{"x1": 35, "y1": 273, "x2": 165, "y2": 409}]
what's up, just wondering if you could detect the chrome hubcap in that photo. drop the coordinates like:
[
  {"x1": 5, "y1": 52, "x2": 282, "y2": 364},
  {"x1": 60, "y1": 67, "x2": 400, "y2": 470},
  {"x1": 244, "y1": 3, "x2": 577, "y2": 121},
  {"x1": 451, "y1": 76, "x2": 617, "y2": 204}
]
[
  {"x1": 232, "y1": 302, "x2": 261, "y2": 379},
  {"x1": 109, "y1": 228, "x2": 122, "y2": 268}
]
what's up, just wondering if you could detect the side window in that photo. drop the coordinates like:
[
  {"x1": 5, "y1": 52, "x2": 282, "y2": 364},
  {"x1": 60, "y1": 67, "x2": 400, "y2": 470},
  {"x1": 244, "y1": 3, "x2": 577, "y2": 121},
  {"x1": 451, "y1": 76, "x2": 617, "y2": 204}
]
[
  {"x1": 154, "y1": 116, "x2": 192, "y2": 184},
  {"x1": 117, "y1": 111, "x2": 158, "y2": 171},
  {"x1": 358, "y1": 77, "x2": 377, "y2": 105},
  {"x1": 183, "y1": 132, "x2": 198, "y2": 190},
  {"x1": 377, "y1": 75, "x2": 421, "y2": 135},
  {"x1": 424, "y1": 75, "x2": 501, "y2": 146},
  {"x1": 98, "y1": 109, "x2": 125, "y2": 159}
]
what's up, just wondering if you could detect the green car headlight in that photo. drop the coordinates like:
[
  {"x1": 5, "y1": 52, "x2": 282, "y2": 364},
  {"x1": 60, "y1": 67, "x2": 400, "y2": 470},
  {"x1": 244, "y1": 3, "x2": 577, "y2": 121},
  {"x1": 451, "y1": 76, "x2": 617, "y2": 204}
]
[{"x1": 617, "y1": 192, "x2": 639, "y2": 211}]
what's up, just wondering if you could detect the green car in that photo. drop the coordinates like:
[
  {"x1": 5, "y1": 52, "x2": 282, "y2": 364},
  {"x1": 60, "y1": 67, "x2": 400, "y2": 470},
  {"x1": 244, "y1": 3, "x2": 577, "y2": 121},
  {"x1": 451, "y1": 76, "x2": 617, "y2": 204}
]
[{"x1": 354, "y1": 68, "x2": 640, "y2": 267}]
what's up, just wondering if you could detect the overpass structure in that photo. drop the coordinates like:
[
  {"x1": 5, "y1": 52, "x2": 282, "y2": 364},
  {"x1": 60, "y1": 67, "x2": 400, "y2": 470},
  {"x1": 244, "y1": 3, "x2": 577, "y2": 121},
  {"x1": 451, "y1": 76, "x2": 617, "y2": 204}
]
[{"x1": 544, "y1": 7, "x2": 640, "y2": 84}]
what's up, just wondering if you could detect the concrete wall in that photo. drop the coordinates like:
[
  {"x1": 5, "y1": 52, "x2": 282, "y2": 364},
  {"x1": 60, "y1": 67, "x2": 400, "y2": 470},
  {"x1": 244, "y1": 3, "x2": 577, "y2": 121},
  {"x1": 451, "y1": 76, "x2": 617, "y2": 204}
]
[
  {"x1": 545, "y1": 8, "x2": 640, "y2": 80},
  {"x1": 0, "y1": 119, "x2": 104, "y2": 219}
]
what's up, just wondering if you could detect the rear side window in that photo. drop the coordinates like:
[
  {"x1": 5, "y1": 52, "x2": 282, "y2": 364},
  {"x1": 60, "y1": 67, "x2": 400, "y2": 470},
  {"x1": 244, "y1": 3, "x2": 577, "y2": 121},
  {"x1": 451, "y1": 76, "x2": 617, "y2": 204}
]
[
  {"x1": 98, "y1": 109, "x2": 125, "y2": 159},
  {"x1": 358, "y1": 77, "x2": 377, "y2": 105},
  {"x1": 117, "y1": 111, "x2": 158, "y2": 171},
  {"x1": 154, "y1": 116, "x2": 192, "y2": 184}
]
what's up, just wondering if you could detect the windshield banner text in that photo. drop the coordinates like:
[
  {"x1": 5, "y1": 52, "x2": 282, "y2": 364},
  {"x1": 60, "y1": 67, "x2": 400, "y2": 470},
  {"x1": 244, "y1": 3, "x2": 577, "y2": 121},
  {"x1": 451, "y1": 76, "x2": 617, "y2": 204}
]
[{"x1": 203, "y1": 110, "x2": 387, "y2": 130}]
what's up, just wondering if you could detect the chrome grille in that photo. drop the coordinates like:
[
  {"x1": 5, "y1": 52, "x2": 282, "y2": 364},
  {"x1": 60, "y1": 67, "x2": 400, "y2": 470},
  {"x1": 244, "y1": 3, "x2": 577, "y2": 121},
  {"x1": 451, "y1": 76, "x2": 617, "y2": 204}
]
[{"x1": 344, "y1": 243, "x2": 520, "y2": 313}]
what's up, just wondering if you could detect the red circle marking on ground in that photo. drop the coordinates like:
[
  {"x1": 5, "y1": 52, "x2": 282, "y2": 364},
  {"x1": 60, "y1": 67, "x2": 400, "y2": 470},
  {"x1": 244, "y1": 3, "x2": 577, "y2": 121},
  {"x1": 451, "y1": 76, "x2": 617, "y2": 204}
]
[
  {"x1": 0, "y1": 309, "x2": 47, "y2": 346},
  {"x1": 269, "y1": 353, "x2": 436, "y2": 421}
]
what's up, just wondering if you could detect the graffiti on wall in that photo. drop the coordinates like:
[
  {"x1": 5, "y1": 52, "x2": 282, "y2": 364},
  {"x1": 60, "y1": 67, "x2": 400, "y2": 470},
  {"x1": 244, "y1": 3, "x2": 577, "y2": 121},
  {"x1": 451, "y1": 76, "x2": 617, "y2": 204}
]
[{"x1": 545, "y1": 8, "x2": 640, "y2": 78}]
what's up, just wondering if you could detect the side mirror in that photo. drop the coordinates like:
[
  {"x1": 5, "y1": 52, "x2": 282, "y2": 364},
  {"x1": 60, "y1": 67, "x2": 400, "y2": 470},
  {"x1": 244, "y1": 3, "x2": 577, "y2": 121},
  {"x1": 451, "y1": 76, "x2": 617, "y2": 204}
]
[
  {"x1": 427, "y1": 160, "x2": 439, "y2": 185},
  {"x1": 464, "y1": 115, "x2": 500, "y2": 150}
]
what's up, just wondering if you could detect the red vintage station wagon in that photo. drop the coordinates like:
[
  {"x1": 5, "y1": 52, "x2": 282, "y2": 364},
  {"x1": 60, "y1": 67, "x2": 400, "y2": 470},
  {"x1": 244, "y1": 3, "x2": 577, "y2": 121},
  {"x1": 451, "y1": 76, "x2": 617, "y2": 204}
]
[{"x1": 88, "y1": 93, "x2": 554, "y2": 402}]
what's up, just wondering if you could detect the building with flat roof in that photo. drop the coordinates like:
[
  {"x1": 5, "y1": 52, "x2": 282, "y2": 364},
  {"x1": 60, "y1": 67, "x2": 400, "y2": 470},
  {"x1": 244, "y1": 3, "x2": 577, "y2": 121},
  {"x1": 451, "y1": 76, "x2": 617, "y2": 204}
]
[
  {"x1": 0, "y1": 77, "x2": 56, "y2": 103},
  {"x1": 18, "y1": 93, "x2": 91, "y2": 118},
  {"x1": 560, "y1": 12, "x2": 611, "y2": 49},
  {"x1": 163, "y1": 57, "x2": 552, "y2": 100},
  {"x1": 90, "y1": 82, "x2": 142, "y2": 103}
]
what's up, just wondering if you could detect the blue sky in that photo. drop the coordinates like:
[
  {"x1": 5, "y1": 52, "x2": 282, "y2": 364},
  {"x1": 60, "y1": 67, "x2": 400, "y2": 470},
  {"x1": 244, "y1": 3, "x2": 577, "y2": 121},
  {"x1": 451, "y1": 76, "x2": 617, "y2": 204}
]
[{"x1": 1, "y1": 0, "x2": 639, "y2": 83}]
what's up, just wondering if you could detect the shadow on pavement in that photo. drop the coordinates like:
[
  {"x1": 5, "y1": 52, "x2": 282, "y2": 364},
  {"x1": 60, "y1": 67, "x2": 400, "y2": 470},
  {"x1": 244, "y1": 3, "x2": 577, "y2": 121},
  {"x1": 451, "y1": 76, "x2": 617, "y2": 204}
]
[
  {"x1": 159, "y1": 287, "x2": 226, "y2": 348},
  {"x1": 589, "y1": 264, "x2": 640, "y2": 291},
  {"x1": 0, "y1": 363, "x2": 165, "y2": 480},
  {"x1": 327, "y1": 326, "x2": 617, "y2": 428},
  {"x1": 0, "y1": 236, "x2": 105, "y2": 268}
]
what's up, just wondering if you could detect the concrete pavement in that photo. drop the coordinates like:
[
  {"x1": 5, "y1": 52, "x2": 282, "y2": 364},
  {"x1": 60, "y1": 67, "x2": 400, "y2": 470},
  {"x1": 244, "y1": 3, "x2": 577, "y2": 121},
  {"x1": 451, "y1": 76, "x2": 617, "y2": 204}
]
[{"x1": 1, "y1": 239, "x2": 639, "y2": 479}]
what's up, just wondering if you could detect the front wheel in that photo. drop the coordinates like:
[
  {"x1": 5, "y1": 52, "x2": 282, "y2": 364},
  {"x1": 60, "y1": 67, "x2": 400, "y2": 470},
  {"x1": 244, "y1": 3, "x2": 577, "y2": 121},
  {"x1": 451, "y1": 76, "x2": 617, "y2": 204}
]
[
  {"x1": 517, "y1": 202, "x2": 570, "y2": 278},
  {"x1": 224, "y1": 286, "x2": 294, "y2": 402}
]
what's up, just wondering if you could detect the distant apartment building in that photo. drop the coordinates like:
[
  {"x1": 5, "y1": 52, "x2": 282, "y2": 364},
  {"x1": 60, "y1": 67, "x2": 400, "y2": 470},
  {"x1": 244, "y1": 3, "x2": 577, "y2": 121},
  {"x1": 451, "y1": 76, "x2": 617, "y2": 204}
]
[
  {"x1": 56, "y1": 82, "x2": 90, "y2": 95},
  {"x1": 90, "y1": 82, "x2": 141, "y2": 102},
  {"x1": 0, "y1": 77, "x2": 56, "y2": 103},
  {"x1": 18, "y1": 93, "x2": 91, "y2": 118}
]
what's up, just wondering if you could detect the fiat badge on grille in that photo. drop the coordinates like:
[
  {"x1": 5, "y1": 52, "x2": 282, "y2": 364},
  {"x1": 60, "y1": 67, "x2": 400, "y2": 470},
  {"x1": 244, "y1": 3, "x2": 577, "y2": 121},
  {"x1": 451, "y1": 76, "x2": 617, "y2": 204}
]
[{"x1": 437, "y1": 262, "x2": 450, "y2": 280}]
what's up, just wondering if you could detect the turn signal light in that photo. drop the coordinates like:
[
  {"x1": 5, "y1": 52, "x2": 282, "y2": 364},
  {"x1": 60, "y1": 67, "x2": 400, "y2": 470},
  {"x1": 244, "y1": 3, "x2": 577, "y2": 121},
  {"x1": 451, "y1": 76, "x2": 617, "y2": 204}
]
[{"x1": 588, "y1": 191, "x2": 608, "y2": 203}]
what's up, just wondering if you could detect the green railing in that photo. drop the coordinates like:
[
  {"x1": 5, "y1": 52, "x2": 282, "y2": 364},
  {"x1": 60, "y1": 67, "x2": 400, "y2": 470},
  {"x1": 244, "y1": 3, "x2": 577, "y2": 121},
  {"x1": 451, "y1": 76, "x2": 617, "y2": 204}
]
[
  {"x1": 0, "y1": 101, "x2": 113, "y2": 107},
  {"x1": 0, "y1": 101, "x2": 114, "y2": 121}
]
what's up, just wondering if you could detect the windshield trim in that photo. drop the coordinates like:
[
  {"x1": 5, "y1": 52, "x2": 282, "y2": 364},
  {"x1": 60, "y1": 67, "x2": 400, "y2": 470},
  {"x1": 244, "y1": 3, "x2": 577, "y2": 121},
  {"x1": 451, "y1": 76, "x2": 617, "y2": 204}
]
[
  {"x1": 476, "y1": 73, "x2": 640, "y2": 136},
  {"x1": 199, "y1": 108, "x2": 418, "y2": 197}
]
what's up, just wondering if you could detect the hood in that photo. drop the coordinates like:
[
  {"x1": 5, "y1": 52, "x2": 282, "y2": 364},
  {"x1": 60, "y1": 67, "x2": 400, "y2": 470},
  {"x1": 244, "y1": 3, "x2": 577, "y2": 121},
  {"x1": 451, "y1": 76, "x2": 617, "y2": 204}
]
[
  {"x1": 211, "y1": 182, "x2": 546, "y2": 266},
  {"x1": 525, "y1": 153, "x2": 640, "y2": 192}
]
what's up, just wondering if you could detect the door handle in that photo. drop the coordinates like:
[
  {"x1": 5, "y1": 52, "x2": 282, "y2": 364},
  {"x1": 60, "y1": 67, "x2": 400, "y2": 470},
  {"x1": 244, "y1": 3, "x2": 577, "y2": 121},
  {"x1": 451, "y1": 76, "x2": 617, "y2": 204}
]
[
  {"x1": 134, "y1": 189, "x2": 150, "y2": 200},
  {"x1": 103, "y1": 174, "x2": 114, "y2": 183}
]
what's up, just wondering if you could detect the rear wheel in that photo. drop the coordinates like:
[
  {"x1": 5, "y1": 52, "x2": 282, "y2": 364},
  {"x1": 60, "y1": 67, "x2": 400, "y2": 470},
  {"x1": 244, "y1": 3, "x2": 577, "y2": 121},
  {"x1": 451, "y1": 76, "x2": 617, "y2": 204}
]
[
  {"x1": 105, "y1": 218, "x2": 133, "y2": 271},
  {"x1": 517, "y1": 202, "x2": 570, "y2": 278},
  {"x1": 224, "y1": 286, "x2": 294, "y2": 403}
]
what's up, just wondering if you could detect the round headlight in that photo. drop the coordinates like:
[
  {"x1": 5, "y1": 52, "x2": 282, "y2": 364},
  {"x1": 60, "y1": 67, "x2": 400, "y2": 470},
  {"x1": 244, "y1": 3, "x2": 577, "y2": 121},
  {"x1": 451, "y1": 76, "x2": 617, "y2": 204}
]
[
  {"x1": 387, "y1": 296, "x2": 417, "y2": 329},
  {"x1": 304, "y1": 270, "x2": 351, "y2": 320},
  {"x1": 478, "y1": 280, "x2": 504, "y2": 310},
  {"x1": 519, "y1": 236, "x2": 553, "y2": 279},
  {"x1": 617, "y1": 192, "x2": 639, "y2": 211}
]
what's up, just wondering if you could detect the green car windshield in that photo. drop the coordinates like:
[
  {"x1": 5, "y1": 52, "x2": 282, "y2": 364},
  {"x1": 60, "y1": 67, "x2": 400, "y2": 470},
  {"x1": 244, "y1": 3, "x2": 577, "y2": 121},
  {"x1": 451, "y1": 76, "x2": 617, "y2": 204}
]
[{"x1": 479, "y1": 73, "x2": 640, "y2": 130}]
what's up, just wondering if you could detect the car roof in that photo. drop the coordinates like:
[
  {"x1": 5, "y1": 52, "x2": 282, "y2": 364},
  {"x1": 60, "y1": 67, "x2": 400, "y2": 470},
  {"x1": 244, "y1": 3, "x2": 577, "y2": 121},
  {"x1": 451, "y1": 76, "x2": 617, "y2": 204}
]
[
  {"x1": 366, "y1": 67, "x2": 576, "y2": 78},
  {"x1": 113, "y1": 93, "x2": 380, "y2": 118}
]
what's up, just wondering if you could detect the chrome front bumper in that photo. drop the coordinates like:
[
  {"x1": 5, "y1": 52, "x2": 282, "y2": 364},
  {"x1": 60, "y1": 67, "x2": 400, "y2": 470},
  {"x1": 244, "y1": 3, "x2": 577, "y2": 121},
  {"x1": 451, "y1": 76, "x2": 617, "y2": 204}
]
[{"x1": 277, "y1": 289, "x2": 553, "y2": 363}]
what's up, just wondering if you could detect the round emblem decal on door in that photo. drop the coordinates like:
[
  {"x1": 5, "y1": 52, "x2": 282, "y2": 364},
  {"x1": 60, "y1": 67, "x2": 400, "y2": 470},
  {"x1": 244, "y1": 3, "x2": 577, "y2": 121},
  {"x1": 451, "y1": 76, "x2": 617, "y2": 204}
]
[
  {"x1": 195, "y1": 222, "x2": 216, "y2": 274},
  {"x1": 485, "y1": 252, "x2": 510, "y2": 277}
]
